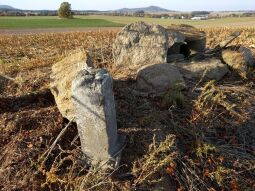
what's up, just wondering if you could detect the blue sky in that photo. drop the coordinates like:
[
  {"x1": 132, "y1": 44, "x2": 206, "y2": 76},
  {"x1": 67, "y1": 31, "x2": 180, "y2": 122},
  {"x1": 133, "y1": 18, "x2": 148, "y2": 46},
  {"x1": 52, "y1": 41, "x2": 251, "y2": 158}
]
[{"x1": 0, "y1": 0, "x2": 254, "y2": 11}]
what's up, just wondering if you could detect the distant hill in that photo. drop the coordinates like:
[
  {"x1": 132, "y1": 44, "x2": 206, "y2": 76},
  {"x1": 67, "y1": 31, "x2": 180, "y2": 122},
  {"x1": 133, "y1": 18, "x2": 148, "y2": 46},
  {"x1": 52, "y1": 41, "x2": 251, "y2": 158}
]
[
  {"x1": 0, "y1": 5, "x2": 18, "y2": 10},
  {"x1": 113, "y1": 6, "x2": 176, "y2": 13}
]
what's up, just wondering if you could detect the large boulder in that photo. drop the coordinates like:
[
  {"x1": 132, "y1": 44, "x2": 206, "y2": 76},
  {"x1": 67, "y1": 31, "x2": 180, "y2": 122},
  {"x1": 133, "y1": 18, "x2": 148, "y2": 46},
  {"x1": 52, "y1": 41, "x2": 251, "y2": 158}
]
[
  {"x1": 50, "y1": 51, "x2": 92, "y2": 121},
  {"x1": 113, "y1": 22, "x2": 185, "y2": 71},
  {"x1": 177, "y1": 58, "x2": 229, "y2": 81},
  {"x1": 136, "y1": 63, "x2": 185, "y2": 93},
  {"x1": 222, "y1": 46, "x2": 255, "y2": 78}
]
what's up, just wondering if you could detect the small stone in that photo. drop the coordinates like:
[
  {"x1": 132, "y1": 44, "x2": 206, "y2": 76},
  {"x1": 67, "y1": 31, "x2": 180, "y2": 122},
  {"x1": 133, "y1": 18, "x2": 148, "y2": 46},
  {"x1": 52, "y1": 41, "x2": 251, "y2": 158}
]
[
  {"x1": 0, "y1": 74, "x2": 16, "y2": 93},
  {"x1": 136, "y1": 63, "x2": 186, "y2": 93},
  {"x1": 0, "y1": 77, "x2": 7, "y2": 93}
]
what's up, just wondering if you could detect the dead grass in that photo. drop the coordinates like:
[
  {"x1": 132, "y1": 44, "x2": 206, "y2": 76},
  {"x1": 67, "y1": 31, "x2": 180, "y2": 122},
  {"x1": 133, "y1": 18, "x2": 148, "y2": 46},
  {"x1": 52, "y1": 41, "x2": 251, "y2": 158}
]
[{"x1": 0, "y1": 28, "x2": 255, "y2": 190}]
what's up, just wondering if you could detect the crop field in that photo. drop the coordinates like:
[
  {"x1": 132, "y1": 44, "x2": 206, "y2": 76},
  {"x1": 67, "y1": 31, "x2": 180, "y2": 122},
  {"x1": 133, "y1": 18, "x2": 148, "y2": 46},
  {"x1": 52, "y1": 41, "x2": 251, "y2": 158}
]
[
  {"x1": 0, "y1": 16, "x2": 255, "y2": 30},
  {"x1": 82, "y1": 15, "x2": 255, "y2": 27},
  {"x1": 0, "y1": 17, "x2": 123, "y2": 29},
  {"x1": 0, "y1": 27, "x2": 255, "y2": 190}
]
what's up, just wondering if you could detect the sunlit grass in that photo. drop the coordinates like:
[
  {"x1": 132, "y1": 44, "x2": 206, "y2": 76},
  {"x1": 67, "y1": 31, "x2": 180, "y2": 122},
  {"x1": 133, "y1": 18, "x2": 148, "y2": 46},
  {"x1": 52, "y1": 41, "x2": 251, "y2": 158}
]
[{"x1": 0, "y1": 17, "x2": 123, "y2": 29}]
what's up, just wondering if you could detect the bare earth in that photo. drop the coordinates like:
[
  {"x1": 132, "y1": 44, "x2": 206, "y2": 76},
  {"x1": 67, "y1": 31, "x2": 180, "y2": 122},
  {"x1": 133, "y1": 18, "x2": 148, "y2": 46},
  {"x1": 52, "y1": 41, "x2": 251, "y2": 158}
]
[
  {"x1": 1, "y1": 22, "x2": 255, "y2": 35},
  {"x1": 0, "y1": 27, "x2": 122, "y2": 35}
]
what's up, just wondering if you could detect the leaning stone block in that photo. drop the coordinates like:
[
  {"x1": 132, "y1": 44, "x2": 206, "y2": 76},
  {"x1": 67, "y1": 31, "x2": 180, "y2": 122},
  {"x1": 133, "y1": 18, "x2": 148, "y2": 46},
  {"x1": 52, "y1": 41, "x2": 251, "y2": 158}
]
[
  {"x1": 50, "y1": 51, "x2": 93, "y2": 121},
  {"x1": 72, "y1": 68, "x2": 125, "y2": 169}
]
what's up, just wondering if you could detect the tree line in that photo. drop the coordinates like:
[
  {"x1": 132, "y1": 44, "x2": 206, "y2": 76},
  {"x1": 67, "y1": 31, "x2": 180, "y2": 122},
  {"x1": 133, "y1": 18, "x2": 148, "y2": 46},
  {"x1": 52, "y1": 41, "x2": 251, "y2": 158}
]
[{"x1": 0, "y1": 2, "x2": 255, "y2": 19}]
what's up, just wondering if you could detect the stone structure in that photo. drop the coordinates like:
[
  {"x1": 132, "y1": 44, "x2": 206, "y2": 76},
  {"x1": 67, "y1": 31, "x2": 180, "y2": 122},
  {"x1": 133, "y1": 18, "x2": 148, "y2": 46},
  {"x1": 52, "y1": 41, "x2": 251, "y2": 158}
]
[
  {"x1": 72, "y1": 68, "x2": 125, "y2": 169},
  {"x1": 167, "y1": 24, "x2": 206, "y2": 55},
  {"x1": 113, "y1": 22, "x2": 185, "y2": 71},
  {"x1": 113, "y1": 22, "x2": 207, "y2": 74},
  {"x1": 50, "y1": 51, "x2": 92, "y2": 121},
  {"x1": 177, "y1": 58, "x2": 229, "y2": 81},
  {"x1": 136, "y1": 63, "x2": 186, "y2": 93},
  {"x1": 49, "y1": 23, "x2": 250, "y2": 172},
  {"x1": 222, "y1": 46, "x2": 255, "y2": 78}
]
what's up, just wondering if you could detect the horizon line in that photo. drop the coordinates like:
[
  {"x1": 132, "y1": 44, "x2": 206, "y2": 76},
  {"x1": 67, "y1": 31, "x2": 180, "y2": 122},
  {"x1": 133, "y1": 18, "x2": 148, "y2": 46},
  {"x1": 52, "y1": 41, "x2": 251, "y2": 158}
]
[{"x1": 1, "y1": 4, "x2": 255, "y2": 12}]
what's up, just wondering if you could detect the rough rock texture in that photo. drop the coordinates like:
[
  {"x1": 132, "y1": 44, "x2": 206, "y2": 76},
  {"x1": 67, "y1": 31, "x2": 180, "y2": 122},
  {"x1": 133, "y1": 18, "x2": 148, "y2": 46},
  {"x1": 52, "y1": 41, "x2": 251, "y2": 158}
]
[
  {"x1": 167, "y1": 54, "x2": 185, "y2": 63},
  {"x1": 72, "y1": 68, "x2": 125, "y2": 169},
  {"x1": 50, "y1": 51, "x2": 92, "y2": 121},
  {"x1": 167, "y1": 25, "x2": 206, "y2": 53},
  {"x1": 178, "y1": 58, "x2": 229, "y2": 81},
  {"x1": 113, "y1": 22, "x2": 185, "y2": 71},
  {"x1": 136, "y1": 63, "x2": 186, "y2": 93},
  {"x1": 222, "y1": 46, "x2": 255, "y2": 78}
]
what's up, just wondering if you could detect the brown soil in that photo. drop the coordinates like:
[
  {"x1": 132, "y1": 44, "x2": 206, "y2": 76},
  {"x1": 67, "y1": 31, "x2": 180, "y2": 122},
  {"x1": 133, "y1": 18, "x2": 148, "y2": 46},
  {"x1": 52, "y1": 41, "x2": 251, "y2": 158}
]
[
  {"x1": 0, "y1": 30, "x2": 255, "y2": 191},
  {"x1": 0, "y1": 27, "x2": 121, "y2": 35}
]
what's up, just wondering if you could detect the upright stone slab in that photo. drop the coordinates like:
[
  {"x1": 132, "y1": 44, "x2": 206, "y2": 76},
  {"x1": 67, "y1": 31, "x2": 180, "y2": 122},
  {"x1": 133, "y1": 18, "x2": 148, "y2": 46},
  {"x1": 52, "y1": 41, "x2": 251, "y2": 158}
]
[{"x1": 72, "y1": 68, "x2": 125, "y2": 169}]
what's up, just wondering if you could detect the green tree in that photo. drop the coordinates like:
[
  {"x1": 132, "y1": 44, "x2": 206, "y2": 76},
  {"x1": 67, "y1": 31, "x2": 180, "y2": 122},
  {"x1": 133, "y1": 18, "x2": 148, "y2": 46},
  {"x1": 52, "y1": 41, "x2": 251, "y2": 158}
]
[{"x1": 58, "y1": 2, "x2": 73, "y2": 18}]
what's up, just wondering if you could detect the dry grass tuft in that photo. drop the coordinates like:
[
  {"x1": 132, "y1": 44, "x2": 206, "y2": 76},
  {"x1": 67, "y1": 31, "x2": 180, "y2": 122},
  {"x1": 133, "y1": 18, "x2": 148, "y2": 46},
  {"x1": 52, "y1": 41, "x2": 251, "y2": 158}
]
[
  {"x1": 132, "y1": 135, "x2": 176, "y2": 187},
  {"x1": 194, "y1": 80, "x2": 251, "y2": 124}
]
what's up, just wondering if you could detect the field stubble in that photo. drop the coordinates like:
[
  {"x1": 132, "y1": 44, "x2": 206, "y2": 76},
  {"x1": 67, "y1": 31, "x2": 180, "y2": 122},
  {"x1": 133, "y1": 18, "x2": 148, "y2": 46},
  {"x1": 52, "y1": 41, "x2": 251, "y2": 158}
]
[{"x1": 0, "y1": 27, "x2": 255, "y2": 190}]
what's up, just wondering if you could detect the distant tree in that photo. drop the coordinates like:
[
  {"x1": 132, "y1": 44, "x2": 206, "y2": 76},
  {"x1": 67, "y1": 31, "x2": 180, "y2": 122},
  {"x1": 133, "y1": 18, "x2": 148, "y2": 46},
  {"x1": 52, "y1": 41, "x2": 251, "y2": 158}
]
[
  {"x1": 191, "y1": 11, "x2": 210, "y2": 17},
  {"x1": 58, "y1": 2, "x2": 73, "y2": 18},
  {"x1": 134, "y1": 10, "x2": 145, "y2": 17},
  {"x1": 241, "y1": 12, "x2": 254, "y2": 17}
]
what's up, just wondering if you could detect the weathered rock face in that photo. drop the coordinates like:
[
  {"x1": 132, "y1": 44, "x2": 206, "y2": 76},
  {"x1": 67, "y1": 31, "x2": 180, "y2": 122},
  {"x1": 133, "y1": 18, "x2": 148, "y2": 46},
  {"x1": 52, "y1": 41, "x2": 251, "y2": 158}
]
[
  {"x1": 72, "y1": 68, "x2": 125, "y2": 169},
  {"x1": 167, "y1": 54, "x2": 185, "y2": 63},
  {"x1": 136, "y1": 63, "x2": 186, "y2": 93},
  {"x1": 177, "y1": 58, "x2": 229, "y2": 81},
  {"x1": 50, "y1": 51, "x2": 92, "y2": 121},
  {"x1": 222, "y1": 46, "x2": 255, "y2": 78},
  {"x1": 239, "y1": 46, "x2": 255, "y2": 67},
  {"x1": 113, "y1": 22, "x2": 206, "y2": 73},
  {"x1": 113, "y1": 22, "x2": 185, "y2": 71}
]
